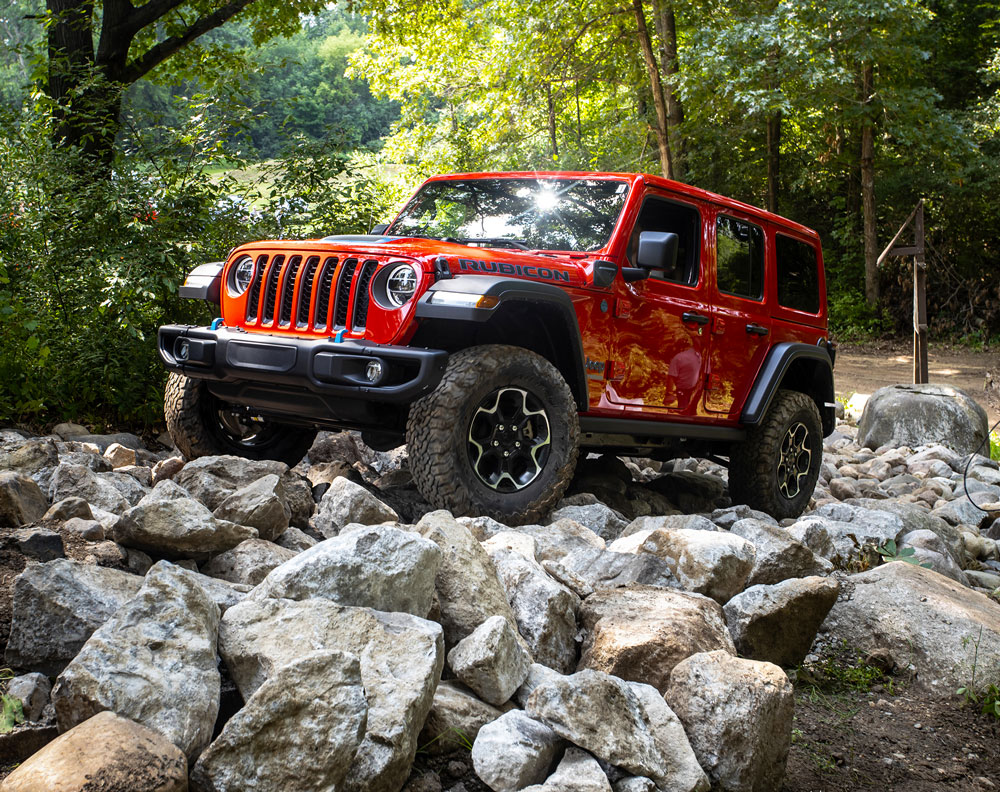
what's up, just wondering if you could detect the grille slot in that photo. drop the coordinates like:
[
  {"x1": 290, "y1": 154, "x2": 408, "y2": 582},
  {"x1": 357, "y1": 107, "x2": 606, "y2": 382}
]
[
  {"x1": 333, "y1": 258, "x2": 358, "y2": 328},
  {"x1": 261, "y1": 254, "x2": 285, "y2": 325},
  {"x1": 245, "y1": 254, "x2": 268, "y2": 322},
  {"x1": 352, "y1": 259, "x2": 378, "y2": 330},
  {"x1": 313, "y1": 257, "x2": 339, "y2": 331},
  {"x1": 296, "y1": 256, "x2": 321, "y2": 327},
  {"x1": 278, "y1": 255, "x2": 303, "y2": 326}
]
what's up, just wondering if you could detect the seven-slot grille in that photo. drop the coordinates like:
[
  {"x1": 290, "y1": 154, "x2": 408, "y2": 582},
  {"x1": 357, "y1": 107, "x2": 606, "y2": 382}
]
[{"x1": 240, "y1": 252, "x2": 390, "y2": 334}]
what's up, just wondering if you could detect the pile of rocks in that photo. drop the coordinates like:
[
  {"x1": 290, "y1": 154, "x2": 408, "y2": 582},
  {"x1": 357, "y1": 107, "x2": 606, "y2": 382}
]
[{"x1": 0, "y1": 386, "x2": 998, "y2": 791}]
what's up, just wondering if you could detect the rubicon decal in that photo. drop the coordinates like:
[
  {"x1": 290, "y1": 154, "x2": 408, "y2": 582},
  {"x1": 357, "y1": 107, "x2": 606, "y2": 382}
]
[{"x1": 458, "y1": 258, "x2": 571, "y2": 283}]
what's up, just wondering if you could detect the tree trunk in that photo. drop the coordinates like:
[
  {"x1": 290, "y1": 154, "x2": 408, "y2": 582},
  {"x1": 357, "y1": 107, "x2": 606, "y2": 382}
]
[
  {"x1": 766, "y1": 111, "x2": 781, "y2": 214},
  {"x1": 861, "y1": 61, "x2": 878, "y2": 307},
  {"x1": 651, "y1": 0, "x2": 684, "y2": 181},
  {"x1": 631, "y1": 0, "x2": 673, "y2": 179},
  {"x1": 546, "y1": 83, "x2": 559, "y2": 159}
]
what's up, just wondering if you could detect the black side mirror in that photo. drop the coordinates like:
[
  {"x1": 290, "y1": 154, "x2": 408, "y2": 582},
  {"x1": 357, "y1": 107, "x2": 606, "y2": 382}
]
[
  {"x1": 370, "y1": 223, "x2": 390, "y2": 235},
  {"x1": 637, "y1": 231, "x2": 679, "y2": 271}
]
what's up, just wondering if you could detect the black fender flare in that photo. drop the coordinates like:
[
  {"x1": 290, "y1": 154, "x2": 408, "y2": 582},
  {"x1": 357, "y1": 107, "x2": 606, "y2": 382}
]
[
  {"x1": 415, "y1": 275, "x2": 588, "y2": 410},
  {"x1": 179, "y1": 262, "x2": 223, "y2": 304},
  {"x1": 742, "y1": 342, "x2": 836, "y2": 436}
]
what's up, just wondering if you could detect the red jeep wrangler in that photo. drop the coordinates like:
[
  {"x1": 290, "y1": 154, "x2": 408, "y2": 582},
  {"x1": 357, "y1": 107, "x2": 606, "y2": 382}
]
[{"x1": 159, "y1": 172, "x2": 835, "y2": 523}]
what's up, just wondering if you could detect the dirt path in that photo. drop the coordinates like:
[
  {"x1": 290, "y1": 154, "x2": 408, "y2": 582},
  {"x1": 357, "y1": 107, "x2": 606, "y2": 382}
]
[{"x1": 836, "y1": 341, "x2": 999, "y2": 427}]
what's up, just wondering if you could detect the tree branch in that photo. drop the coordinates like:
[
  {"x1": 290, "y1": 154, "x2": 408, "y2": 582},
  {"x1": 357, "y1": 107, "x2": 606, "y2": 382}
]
[{"x1": 120, "y1": 0, "x2": 256, "y2": 84}]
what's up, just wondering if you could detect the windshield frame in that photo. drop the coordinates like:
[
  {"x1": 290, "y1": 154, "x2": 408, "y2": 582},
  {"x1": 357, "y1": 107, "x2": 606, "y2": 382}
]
[{"x1": 386, "y1": 174, "x2": 634, "y2": 254}]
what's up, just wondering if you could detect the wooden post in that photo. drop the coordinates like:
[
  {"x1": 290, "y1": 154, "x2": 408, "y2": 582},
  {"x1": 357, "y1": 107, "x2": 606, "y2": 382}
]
[{"x1": 913, "y1": 202, "x2": 928, "y2": 384}]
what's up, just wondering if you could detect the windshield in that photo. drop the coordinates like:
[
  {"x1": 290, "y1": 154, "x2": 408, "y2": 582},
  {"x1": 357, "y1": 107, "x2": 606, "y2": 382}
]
[{"x1": 387, "y1": 177, "x2": 630, "y2": 251}]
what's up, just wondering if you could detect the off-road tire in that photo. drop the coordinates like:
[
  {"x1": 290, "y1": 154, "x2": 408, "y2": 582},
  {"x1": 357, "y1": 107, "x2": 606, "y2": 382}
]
[
  {"x1": 406, "y1": 345, "x2": 579, "y2": 525},
  {"x1": 728, "y1": 388, "x2": 822, "y2": 519},
  {"x1": 164, "y1": 372, "x2": 316, "y2": 467}
]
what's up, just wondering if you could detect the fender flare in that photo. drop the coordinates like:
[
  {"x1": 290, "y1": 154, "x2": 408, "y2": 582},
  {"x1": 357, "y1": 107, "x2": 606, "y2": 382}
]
[
  {"x1": 415, "y1": 275, "x2": 588, "y2": 410},
  {"x1": 742, "y1": 342, "x2": 836, "y2": 435},
  {"x1": 179, "y1": 262, "x2": 223, "y2": 304}
]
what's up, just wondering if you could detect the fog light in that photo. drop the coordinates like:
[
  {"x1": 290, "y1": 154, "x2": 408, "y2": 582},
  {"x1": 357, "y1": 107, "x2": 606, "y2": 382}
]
[
  {"x1": 365, "y1": 360, "x2": 384, "y2": 383},
  {"x1": 175, "y1": 338, "x2": 190, "y2": 362}
]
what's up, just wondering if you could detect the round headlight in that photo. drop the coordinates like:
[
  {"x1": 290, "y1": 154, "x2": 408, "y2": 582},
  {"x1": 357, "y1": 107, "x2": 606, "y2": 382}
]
[
  {"x1": 385, "y1": 263, "x2": 417, "y2": 307},
  {"x1": 228, "y1": 255, "x2": 255, "y2": 297}
]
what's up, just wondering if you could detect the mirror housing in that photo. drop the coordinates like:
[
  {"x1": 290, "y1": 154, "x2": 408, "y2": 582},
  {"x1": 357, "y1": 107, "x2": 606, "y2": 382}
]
[
  {"x1": 370, "y1": 223, "x2": 390, "y2": 234},
  {"x1": 637, "y1": 231, "x2": 679, "y2": 271}
]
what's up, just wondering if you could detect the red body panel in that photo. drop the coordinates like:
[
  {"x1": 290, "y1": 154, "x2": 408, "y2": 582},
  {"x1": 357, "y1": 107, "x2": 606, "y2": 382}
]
[{"x1": 217, "y1": 172, "x2": 828, "y2": 425}]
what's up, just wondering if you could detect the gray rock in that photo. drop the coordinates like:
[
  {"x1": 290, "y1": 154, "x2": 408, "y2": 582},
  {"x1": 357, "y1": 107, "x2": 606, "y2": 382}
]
[
  {"x1": 0, "y1": 471, "x2": 48, "y2": 527},
  {"x1": 550, "y1": 503, "x2": 629, "y2": 542},
  {"x1": 483, "y1": 531, "x2": 539, "y2": 559},
  {"x1": 526, "y1": 669, "x2": 708, "y2": 792},
  {"x1": 628, "y1": 682, "x2": 710, "y2": 792},
  {"x1": 6, "y1": 673, "x2": 51, "y2": 721},
  {"x1": 213, "y1": 474, "x2": 291, "y2": 541},
  {"x1": 579, "y1": 584, "x2": 735, "y2": 694},
  {"x1": 98, "y1": 470, "x2": 149, "y2": 506},
  {"x1": 857, "y1": 384, "x2": 988, "y2": 455},
  {"x1": 219, "y1": 597, "x2": 444, "y2": 792},
  {"x1": 72, "y1": 432, "x2": 144, "y2": 453},
  {"x1": 471, "y1": 710, "x2": 564, "y2": 792},
  {"x1": 931, "y1": 496, "x2": 992, "y2": 528},
  {"x1": 844, "y1": 499, "x2": 964, "y2": 563},
  {"x1": 490, "y1": 548, "x2": 580, "y2": 673},
  {"x1": 966, "y1": 569, "x2": 1000, "y2": 589},
  {"x1": 521, "y1": 747, "x2": 612, "y2": 792},
  {"x1": 201, "y1": 538, "x2": 297, "y2": 587},
  {"x1": 167, "y1": 563, "x2": 249, "y2": 614},
  {"x1": 419, "y1": 511, "x2": 524, "y2": 649},
  {"x1": 63, "y1": 517, "x2": 104, "y2": 541},
  {"x1": 274, "y1": 525, "x2": 318, "y2": 552},
  {"x1": 42, "y1": 496, "x2": 93, "y2": 522},
  {"x1": 621, "y1": 513, "x2": 718, "y2": 538},
  {"x1": 666, "y1": 651, "x2": 794, "y2": 792},
  {"x1": 513, "y1": 519, "x2": 605, "y2": 563},
  {"x1": 9, "y1": 527, "x2": 64, "y2": 561},
  {"x1": 0, "y1": 438, "x2": 59, "y2": 481},
  {"x1": 823, "y1": 561, "x2": 1000, "y2": 690},
  {"x1": 53, "y1": 422, "x2": 90, "y2": 439},
  {"x1": 418, "y1": 680, "x2": 505, "y2": 756},
  {"x1": 190, "y1": 650, "x2": 367, "y2": 792},
  {"x1": 723, "y1": 576, "x2": 841, "y2": 668},
  {"x1": 730, "y1": 518, "x2": 828, "y2": 586},
  {"x1": 312, "y1": 476, "x2": 399, "y2": 537},
  {"x1": 113, "y1": 497, "x2": 257, "y2": 560},
  {"x1": 5, "y1": 559, "x2": 142, "y2": 674},
  {"x1": 557, "y1": 547, "x2": 677, "y2": 591},
  {"x1": 173, "y1": 455, "x2": 288, "y2": 509},
  {"x1": 613, "y1": 779, "x2": 657, "y2": 792},
  {"x1": 905, "y1": 546, "x2": 970, "y2": 584},
  {"x1": 514, "y1": 663, "x2": 563, "y2": 708},
  {"x1": 137, "y1": 478, "x2": 191, "y2": 505},
  {"x1": 250, "y1": 524, "x2": 441, "y2": 617},
  {"x1": 710, "y1": 506, "x2": 776, "y2": 530},
  {"x1": 46, "y1": 465, "x2": 123, "y2": 514},
  {"x1": 447, "y1": 615, "x2": 531, "y2": 706},
  {"x1": 52, "y1": 561, "x2": 221, "y2": 760}
]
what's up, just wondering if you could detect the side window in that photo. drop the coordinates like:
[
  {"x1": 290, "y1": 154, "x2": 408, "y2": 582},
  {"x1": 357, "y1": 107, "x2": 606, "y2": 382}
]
[
  {"x1": 716, "y1": 215, "x2": 764, "y2": 300},
  {"x1": 627, "y1": 196, "x2": 700, "y2": 286},
  {"x1": 776, "y1": 234, "x2": 820, "y2": 314}
]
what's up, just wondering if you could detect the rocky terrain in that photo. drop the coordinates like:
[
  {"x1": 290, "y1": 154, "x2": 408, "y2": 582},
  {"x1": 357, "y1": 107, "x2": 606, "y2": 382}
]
[{"x1": 0, "y1": 383, "x2": 999, "y2": 791}]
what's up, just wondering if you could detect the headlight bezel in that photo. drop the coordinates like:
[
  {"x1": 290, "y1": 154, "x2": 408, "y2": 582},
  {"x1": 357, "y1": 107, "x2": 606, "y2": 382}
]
[
  {"x1": 227, "y1": 254, "x2": 256, "y2": 298},
  {"x1": 379, "y1": 262, "x2": 419, "y2": 308}
]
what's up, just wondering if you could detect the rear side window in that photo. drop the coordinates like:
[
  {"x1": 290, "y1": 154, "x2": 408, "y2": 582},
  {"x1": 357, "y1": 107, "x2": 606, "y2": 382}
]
[
  {"x1": 775, "y1": 234, "x2": 821, "y2": 314},
  {"x1": 716, "y1": 215, "x2": 764, "y2": 300}
]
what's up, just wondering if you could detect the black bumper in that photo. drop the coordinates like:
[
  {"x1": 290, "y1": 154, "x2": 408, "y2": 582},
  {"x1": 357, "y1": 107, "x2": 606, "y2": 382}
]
[{"x1": 158, "y1": 325, "x2": 449, "y2": 417}]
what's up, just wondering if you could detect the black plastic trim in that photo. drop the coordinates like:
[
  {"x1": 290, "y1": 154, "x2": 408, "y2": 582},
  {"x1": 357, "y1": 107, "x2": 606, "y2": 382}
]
[
  {"x1": 179, "y1": 262, "x2": 223, "y2": 303},
  {"x1": 579, "y1": 416, "x2": 745, "y2": 442},
  {"x1": 158, "y1": 324, "x2": 448, "y2": 405},
  {"x1": 741, "y1": 342, "x2": 835, "y2": 432}
]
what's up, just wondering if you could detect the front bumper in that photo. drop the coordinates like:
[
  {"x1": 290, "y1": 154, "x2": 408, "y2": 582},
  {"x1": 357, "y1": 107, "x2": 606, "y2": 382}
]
[{"x1": 158, "y1": 325, "x2": 449, "y2": 408}]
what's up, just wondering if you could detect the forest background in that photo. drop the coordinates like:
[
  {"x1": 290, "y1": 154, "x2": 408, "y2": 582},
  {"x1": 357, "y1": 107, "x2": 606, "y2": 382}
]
[{"x1": 0, "y1": 0, "x2": 998, "y2": 426}]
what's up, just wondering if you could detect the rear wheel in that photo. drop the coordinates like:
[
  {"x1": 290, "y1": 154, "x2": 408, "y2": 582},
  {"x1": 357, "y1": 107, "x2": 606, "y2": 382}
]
[
  {"x1": 164, "y1": 372, "x2": 316, "y2": 467},
  {"x1": 406, "y1": 345, "x2": 579, "y2": 524},
  {"x1": 728, "y1": 389, "x2": 822, "y2": 519}
]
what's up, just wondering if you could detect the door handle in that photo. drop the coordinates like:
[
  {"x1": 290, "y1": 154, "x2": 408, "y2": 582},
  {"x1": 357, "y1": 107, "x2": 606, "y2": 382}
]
[
  {"x1": 746, "y1": 323, "x2": 769, "y2": 336},
  {"x1": 682, "y1": 311, "x2": 710, "y2": 326}
]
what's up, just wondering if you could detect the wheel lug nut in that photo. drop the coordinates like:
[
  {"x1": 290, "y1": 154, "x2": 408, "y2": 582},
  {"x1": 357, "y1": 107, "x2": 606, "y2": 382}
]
[
  {"x1": 493, "y1": 441, "x2": 499, "y2": 447},
  {"x1": 498, "y1": 425, "x2": 504, "y2": 431},
  {"x1": 503, "y1": 451, "x2": 510, "y2": 457},
  {"x1": 515, "y1": 442, "x2": 521, "y2": 448}
]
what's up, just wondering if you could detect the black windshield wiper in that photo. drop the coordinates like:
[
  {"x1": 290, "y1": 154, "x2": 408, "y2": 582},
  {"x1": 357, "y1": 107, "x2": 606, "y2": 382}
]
[{"x1": 442, "y1": 236, "x2": 532, "y2": 251}]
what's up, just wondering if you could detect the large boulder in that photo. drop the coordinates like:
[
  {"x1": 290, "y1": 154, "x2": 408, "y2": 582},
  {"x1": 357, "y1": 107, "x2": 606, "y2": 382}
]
[
  {"x1": 857, "y1": 384, "x2": 988, "y2": 455},
  {"x1": 418, "y1": 511, "x2": 523, "y2": 649},
  {"x1": 173, "y1": 455, "x2": 287, "y2": 509},
  {"x1": 447, "y1": 615, "x2": 531, "y2": 706},
  {"x1": 822, "y1": 561, "x2": 1000, "y2": 691},
  {"x1": 526, "y1": 669, "x2": 708, "y2": 792},
  {"x1": 723, "y1": 576, "x2": 840, "y2": 668},
  {"x1": 730, "y1": 518, "x2": 828, "y2": 586},
  {"x1": 417, "y1": 680, "x2": 505, "y2": 756},
  {"x1": 471, "y1": 710, "x2": 565, "y2": 792},
  {"x1": 5, "y1": 560, "x2": 142, "y2": 675},
  {"x1": 0, "y1": 711, "x2": 187, "y2": 792},
  {"x1": 52, "y1": 561, "x2": 221, "y2": 760},
  {"x1": 578, "y1": 584, "x2": 734, "y2": 694},
  {"x1": 190, "y1": 650, "x2": 367, "y2": 792},
  {"x1": 521, "y1": 747, "x2": 613, "y2": 792},
  {"x1": 200, "y1": 538, "x2": 297, "y2": 587},
  {"x1": 0, "y1": 471, "x2": 48, "y2": 527},
  {"x1": 219, "y1": 597, "x2": 443, "y2": 792},
  {"x1": 666, "y1": 651, "x2": 794, "y2": 792},
  {"x1": 113, "y1": 497, "x2": 257, "y2": 559},
  {"x1": 48, "y1": 464, "x2": 129, "y2": 514},
  {"x1": 549, "y1": 503, "x2": 629, "y2": 542},
  {"x1": 249, "y1": 524, "x2": 441, "y2": 618},
  {"x1": 311, "y1": 476, "x2": 399, "y2": 537},
  {"x1": 554, "y1": 547, "x2": 677, "y2": 592},
  {"x1": 212, "y1": 473, "x2": 291, "y2": 541},
  {"x1": 490, "y1": 547, "x2": 580, "y2": 673}
]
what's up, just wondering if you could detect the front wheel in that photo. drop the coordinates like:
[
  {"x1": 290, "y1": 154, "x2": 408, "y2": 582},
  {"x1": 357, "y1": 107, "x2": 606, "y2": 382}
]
[
  {"x1": 728, "y1": 389, "x2": 822, "y2": 519},
  {"x1": 164, "y1": 372, "x2": 316, "y2": 467},
  {"x1": 406, "y1": 345, "x2": 580, "y2": 525}
]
